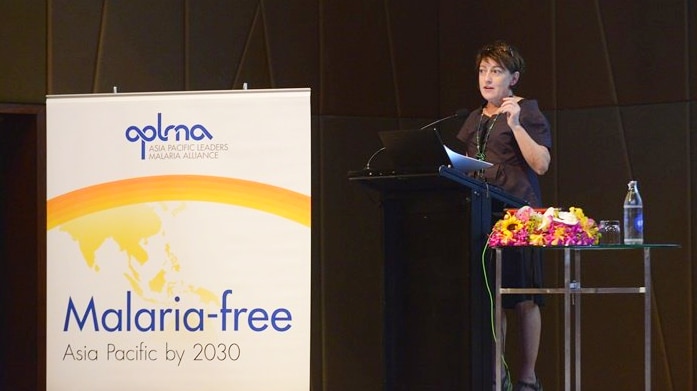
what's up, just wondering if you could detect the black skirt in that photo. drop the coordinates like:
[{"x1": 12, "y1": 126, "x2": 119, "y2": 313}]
[{"x1": 490, "y1": 247, "x2": 545, "y2": 309}]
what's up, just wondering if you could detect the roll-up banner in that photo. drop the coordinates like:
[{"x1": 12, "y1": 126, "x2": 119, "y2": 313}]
[{"x1": 46, "y1": 89, "x2": 311, "y2": 390}]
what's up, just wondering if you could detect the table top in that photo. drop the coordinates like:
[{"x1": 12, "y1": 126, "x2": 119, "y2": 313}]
[{"x1": 493, "y1": 243, "x2": 680, "y2": 251}]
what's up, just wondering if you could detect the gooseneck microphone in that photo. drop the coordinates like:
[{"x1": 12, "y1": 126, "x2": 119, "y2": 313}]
[
  {"x1": 347, "y1": 146, "x2": 387, "y2": 177},
  {"x1": 362, "y1": 146, "x2": 386, "y2": 171},
  {"x1": 419, "y1": 108, "x2": 470, "y2": 130}
]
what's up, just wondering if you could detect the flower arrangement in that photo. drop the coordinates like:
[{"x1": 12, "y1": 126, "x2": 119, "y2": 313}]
[{"x1": 487, "y1": 206, "x2": 600, "y2": 247}]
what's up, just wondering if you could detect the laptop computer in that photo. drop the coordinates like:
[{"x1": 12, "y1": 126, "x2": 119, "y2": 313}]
[{"x1": 377, "y1": 128, "x2": 492, "y2": 174}]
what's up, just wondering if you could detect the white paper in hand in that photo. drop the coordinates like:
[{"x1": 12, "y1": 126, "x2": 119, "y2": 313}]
[{"x1": 444, "y1": 145, "x2": 493, "y2": 173}]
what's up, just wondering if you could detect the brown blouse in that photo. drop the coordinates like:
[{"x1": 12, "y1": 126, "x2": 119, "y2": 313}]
[{"x1": 455, "y1": 99, "x2": 552, "y2": 207}]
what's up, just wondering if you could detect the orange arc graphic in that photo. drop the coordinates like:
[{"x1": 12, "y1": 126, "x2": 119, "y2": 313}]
[{"x1": 47, "y1": 175, "x2": 311, "y2": 230}]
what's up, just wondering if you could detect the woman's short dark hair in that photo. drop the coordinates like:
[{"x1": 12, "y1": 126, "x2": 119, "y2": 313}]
[{"x1": 476, "y1": 40, "x2": 526, "y2": 74}]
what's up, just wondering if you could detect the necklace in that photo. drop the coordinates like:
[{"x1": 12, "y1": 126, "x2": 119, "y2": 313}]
[{"x1": 475, "y1": 110, "x2": 499, "y2": 161}]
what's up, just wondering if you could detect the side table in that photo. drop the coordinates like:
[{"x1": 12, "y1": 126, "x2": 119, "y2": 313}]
[{"x1": 493, "y1": 244, "x2": 679, "y2": 391}]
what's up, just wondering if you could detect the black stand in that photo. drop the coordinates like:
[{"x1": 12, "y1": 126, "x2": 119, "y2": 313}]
[{"x1": 349, "y1": 166, "x2": 526, "y2": 390}]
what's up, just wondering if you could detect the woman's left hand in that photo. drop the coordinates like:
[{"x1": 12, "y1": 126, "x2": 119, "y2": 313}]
[{"x1": 498, "y1": 96, "x2": 521, "y2": 128}]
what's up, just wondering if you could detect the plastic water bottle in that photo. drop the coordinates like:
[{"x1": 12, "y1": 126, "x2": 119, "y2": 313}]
[{"x1": 623, "y1": 180, "x2": 643, "y2": 244}]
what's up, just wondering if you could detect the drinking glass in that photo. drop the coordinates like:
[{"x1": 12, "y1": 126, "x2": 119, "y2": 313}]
[{"x1": 598, "y1": 220, "x2": 621, "y2": 244}]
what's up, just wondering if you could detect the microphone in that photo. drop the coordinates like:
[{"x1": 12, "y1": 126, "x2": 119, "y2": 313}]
[
  {"x1": 419, "y1": 108, "x2": 470, "y2": 130},
  {"x1": 352, "y1": 146, "x2": 387, "y2": 176},
  {"x1": 348, "y1": 146, "x2": 387, "y2": 177},
  {"x1": 364, "y1": 147, "x2": 386, "y2": 170}
]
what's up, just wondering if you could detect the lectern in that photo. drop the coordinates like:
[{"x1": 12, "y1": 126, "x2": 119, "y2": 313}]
[{"x1": 349, "y1": 166, "x2": 526, "y2": 390}]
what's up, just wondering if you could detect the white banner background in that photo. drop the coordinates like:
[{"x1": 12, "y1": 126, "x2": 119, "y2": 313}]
[{"x1": 46, "y1": 89, "x2": 311, "y2": 390}]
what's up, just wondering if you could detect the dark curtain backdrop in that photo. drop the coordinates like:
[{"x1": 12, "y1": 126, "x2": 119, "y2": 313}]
[{"x1": 0, "y1": 1, "x2": 694, "y2": 390}]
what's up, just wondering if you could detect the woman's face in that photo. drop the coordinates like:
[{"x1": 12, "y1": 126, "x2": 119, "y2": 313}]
[{"x1": 478, "y1": 57, "x2": 519, "y2": 106}]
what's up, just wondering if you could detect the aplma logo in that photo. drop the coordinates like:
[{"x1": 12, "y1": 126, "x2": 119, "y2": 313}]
[{"x1": 125, "y1": 113, "x2": 213, "y2": 159}]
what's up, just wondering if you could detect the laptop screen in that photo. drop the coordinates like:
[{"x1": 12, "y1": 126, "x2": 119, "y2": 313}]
[
  {"x1": 377, "y1": 128, "x2": 451, "y2": 173},
  {"x1": 377, "y1": 128, "x2": 491, "y2": 174}
]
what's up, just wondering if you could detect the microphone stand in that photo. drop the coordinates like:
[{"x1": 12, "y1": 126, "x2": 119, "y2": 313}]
[
  {"x1": 419, "y1": 113, "x2": 459, "y2": 130},
  {"x1": 419, "y1": 108, "x2": 470, "y2": 130}
]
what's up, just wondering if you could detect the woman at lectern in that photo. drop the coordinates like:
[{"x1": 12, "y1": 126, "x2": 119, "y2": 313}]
[{"x1": 456, "y1": 41, "x2": 551, "y2": 391}]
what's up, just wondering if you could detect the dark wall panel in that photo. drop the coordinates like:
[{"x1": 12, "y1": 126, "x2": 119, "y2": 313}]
[
  {"x1": 383, "y1": 2, "x2": 439, "y2": 117},
  {"x1": 318, "y1": 116, "x2": 392, "y2": 390},
  {"x1": 51, "y1": 0, "x2": 186, "y2": 94},
  {"x1": 556, "y1": 107, "x2": 629, "y2": 211},
  {"x1": 263, "y1": 1, "x2": 320, "y2": 91},
  {"x1": 320, "y1": 3, "x2": 398, "y2": 117},
  {"x1": 600, "y1": 0, "x2": 688, "y2": 104},
  {"x1": 187, "y1": 0, "x2": 258, "y2": 90},
  {"x1": 95, "y1": 1, "x2": 185, "y2": 93},
  {"x1": 0, "y1": 0, "x2": 46, "y2": 103},
  {"x1": 49, "y1": 0, "x2": 103, "y2": 93},
  {"x1": 691, "y1": 101, "x2": 697, "y2": 391},
  {"x1": 556, "y1": 2, "x2": 618, "y2": 108},
  {"x1": 692, "y1": 3, "x2": 697, "y2": 98},
  {"x1": 556, "y1": 1, "x2": 690, "y2": 108},
  {"x1": 436, "y1": 0, "x2": 472, "y2": 116}
]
